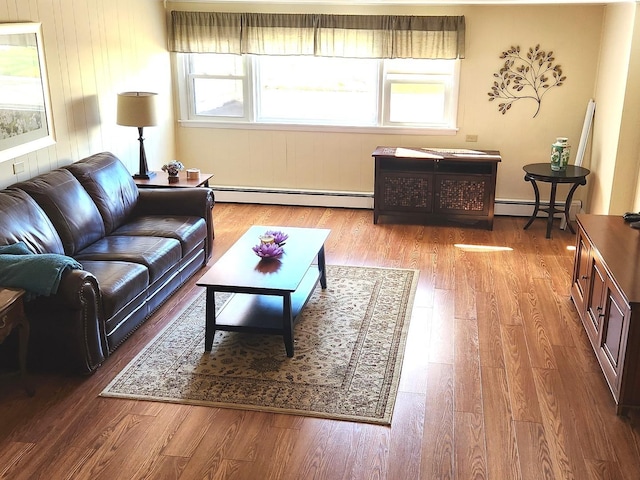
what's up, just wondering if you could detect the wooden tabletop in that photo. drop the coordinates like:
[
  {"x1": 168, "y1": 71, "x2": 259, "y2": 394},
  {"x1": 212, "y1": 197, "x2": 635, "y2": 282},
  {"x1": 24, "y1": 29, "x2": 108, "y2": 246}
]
[
  {"x1": 524, "y1": 163, "x2": 591, "y2": 181},
  {"x1": 577, "y1": 214, "x2": 640, "y2": 304},
  {"x1": 372, "y1": 146, "x2": 501, "y2": 162},
  {"x1": 133, "y1": 171, "x2": 214, "y2": 188},
  {"x1": 0, "y1": 288, "x2": 25, "y2": 312},
  {"x1": 197, "y1": 226, "x2": 330, "y2": 292}
]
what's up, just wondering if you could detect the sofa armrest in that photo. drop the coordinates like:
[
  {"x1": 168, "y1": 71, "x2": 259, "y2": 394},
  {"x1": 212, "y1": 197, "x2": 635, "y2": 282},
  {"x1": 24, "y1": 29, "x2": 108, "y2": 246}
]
[
  {"x1": 56, "y1": 269, "x2": 100, "y2": 307},
  {"x1": 133, "y1": 188, "x2": 215, "y2": 260},
  {"x1": 134, "y1": 187, "x2": 214, "y2": 216},
  {"x1": 25, "y1": 269, "x2": 107, "y2": 374}
]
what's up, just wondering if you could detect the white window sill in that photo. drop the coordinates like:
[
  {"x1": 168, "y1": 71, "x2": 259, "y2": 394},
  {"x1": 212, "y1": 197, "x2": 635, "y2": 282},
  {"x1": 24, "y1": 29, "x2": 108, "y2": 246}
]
[{"x1": 177, "y1": 119, "x2": 458, "y2": 136}]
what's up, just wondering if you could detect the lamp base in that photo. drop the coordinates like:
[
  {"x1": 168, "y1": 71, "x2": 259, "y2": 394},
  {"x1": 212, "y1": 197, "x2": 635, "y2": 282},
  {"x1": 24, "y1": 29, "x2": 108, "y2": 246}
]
[{"x1": 133, "y1": 171, "x2": 157, "y2": 180}]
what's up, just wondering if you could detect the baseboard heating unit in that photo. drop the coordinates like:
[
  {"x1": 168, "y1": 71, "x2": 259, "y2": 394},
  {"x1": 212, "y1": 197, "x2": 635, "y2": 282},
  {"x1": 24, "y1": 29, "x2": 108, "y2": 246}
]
[{"x1": 212, "y1": 186, "x2": 582, "y2": 220}]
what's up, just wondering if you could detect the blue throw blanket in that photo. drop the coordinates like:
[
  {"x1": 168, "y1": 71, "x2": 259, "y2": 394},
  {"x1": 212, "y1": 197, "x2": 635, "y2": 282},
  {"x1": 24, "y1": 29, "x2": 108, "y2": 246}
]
[{"x1": 0, "y1": 241, "x2": 83, "y2": 299}]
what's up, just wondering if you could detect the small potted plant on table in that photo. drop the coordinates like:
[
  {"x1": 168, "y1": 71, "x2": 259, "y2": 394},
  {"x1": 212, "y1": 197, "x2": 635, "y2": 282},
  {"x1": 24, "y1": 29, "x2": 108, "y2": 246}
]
[{"x1": 161, "y1": 160, "x2": 184, "y2": 183}]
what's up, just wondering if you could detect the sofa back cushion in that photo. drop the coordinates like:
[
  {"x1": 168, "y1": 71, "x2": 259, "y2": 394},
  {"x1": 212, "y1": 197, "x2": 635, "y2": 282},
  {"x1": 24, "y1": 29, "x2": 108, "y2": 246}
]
[
  {"x1": 0, "y1": 189, "x2": 65, "y2": 254},
  {"x1": 15, "y1": 169, "x2": 106, "y2": 255},
  {"x1": 65, "y1": 152, "x2": 139, "y2": 234}
]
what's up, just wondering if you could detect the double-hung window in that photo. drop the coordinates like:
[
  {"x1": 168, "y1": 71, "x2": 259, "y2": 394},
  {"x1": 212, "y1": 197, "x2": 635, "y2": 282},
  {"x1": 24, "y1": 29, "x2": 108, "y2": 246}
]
[
  {"x1": 383, "y1": 59, "x2": 458, "y2": 127},
  {"x1": 189, "y1": 54, "x2": 248, "y2": 120},
  {"x1": 171, "y1": 12, "x2": 465, "y2": 132},
  {"x1": 178, "y1": 53, "x2": 459, "y2": 131}
]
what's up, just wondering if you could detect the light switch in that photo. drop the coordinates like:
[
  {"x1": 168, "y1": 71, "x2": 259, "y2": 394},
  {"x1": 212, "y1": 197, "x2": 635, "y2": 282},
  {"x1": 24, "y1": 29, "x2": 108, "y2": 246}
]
[{"x1": 13, "y1": 162, "x2": 25, "y2": 174}]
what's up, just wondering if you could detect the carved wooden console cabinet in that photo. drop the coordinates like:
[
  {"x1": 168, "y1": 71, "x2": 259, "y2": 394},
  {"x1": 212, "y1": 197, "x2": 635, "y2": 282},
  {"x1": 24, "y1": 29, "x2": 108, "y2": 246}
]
[
  {"x1": 372, "y1": 146, "x2": 501, "y2": 229},
  {"x1": 571, "y1": 214, "x2": 640, "y2": 414}
]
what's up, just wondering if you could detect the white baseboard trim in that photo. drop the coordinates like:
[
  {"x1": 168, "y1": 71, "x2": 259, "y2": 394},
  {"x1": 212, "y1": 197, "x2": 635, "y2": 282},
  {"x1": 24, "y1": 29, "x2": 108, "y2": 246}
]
[
  {"x1": 212, "y1": 187, "x2": 582, "y2": 219},
  {"x1": 213, "y1": 186, "x2": 374, "y2": 209}
]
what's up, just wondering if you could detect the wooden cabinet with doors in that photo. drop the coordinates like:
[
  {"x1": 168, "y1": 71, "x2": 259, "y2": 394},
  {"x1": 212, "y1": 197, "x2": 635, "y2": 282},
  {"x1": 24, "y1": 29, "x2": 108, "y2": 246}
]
[
  {"x1": 372, "y1": 146, "x2": 501, "y2": 230},
  {"x1": 570, "y1": 214, "x2": 640, "y2": 414}
]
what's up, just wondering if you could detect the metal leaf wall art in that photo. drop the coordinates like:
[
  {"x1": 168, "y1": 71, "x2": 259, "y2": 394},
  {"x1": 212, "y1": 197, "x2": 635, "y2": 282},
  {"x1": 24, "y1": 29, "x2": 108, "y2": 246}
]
[{"x1": 488, "y1": 45, "x2": 566, "y2": 118}]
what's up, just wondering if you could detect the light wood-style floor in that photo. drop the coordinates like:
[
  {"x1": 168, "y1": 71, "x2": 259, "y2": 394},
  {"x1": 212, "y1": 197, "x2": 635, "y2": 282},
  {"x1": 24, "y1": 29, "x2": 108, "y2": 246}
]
[{"x1": 1, "y1": 203, "x2": 639, "y2": 479}]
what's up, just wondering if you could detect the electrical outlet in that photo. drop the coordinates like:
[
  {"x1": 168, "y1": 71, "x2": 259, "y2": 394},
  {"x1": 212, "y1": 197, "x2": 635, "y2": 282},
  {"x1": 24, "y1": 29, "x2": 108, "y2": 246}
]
[
  {"x1": 13, "y1": 162, "x2": 25, "y2": 174},
  {"x1": 465, "y1": 134, "x2": 478, "y2": 142}
]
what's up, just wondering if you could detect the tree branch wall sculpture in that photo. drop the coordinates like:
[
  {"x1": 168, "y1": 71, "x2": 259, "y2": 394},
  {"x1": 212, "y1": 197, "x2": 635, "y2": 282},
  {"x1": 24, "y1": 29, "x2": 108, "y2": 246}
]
[{"x1": 488, "y1": 45, "x2": 566, "y2": 118}]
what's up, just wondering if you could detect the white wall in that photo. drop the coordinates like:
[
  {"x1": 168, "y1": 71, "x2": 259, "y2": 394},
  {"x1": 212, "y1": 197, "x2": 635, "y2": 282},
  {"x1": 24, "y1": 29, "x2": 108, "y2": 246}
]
[
  {"x1": 168, "y1": 2, "x2": 603, "y2": 208},
  {"x1": 0, "y1": 0, "x2": 175, "y2": 189},
  {"x1": 589, "y1": 2, "x2": 636, "y2": 214},
  {"x1": 613, "y1": 4, "x2": 640, "y2": 214},
  {"x1": 612, "y1": 5, "x2": 640, "y2": 215},
  {"x1": 4, "y1": 1, "x2": 636, "y2": 216}
]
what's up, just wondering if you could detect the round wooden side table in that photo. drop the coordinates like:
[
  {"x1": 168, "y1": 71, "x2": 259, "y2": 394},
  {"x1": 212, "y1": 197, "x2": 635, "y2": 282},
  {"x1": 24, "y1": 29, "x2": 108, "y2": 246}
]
[{"x1": 523, "y1": 163, "x2": 591, "y2": 239}]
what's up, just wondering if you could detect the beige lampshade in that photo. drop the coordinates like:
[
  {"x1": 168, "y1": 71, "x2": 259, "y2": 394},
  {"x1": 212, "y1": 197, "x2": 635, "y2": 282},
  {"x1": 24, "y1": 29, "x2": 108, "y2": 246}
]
[{"x1": 116, "y1": 92, "x2": 158, "y2": 127}]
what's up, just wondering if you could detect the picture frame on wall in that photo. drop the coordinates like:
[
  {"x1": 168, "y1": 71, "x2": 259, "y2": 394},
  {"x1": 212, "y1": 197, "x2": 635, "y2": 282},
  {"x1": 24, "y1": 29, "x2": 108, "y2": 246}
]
[{"x1": 0, "y1": 22, "x2": 55, "y2": 163}]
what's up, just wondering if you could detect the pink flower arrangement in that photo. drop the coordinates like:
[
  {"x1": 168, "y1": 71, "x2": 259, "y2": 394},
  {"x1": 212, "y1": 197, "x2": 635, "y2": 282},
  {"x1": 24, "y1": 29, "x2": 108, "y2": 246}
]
[
  {"x1": 252, "y1": 230, "x2": 288, "y2": 258},
  {"x1": 264, "y1": 230, "x2": 288, "y2": 246},
  {"x1": 252, "y1": 242, "x2": 284, "y2": 258}
]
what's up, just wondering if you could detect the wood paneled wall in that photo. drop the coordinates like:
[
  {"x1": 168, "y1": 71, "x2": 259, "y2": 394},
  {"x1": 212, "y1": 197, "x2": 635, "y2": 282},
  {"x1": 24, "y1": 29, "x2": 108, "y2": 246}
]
[{"x1": 0, "y1": 0, "x2": 175, "y2": 189}]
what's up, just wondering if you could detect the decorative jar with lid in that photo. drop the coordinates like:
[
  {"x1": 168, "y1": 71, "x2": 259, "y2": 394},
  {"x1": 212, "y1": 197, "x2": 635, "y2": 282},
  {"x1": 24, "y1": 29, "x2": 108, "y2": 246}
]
[{"x1": 550, "y1": 137, "x2": 571, "y2": 171}]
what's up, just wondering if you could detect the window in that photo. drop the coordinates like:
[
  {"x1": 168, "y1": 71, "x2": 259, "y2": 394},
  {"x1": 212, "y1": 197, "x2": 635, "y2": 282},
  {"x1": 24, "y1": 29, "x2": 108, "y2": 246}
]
[
  {"x1": 384, "y1": 59, "x2": 457, "y2": 127},
  {"x1": 189, "y1": 54, "x2": 247, "y2": 119},
  {"x1": 178, "y1": 53, "x2": 459, "y2": 131},
  {"x1": 255, "y1": 56, "x2": 379, "y2": 125}
]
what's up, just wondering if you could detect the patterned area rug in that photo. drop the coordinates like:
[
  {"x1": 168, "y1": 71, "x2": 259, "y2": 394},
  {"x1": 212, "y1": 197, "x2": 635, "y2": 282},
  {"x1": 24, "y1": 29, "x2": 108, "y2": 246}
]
[{"x1": 100, "y1": 265, "x2": 419, "y2": 425}]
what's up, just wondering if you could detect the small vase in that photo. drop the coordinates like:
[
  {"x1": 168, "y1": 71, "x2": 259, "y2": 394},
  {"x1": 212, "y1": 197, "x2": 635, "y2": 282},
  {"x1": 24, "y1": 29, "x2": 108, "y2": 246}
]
[
  {"x1": 550, "y1": 137, "x2": 571, "y2": 172},
  {"x1": 168, "y1": 173, "x2": 179, "y2": 183}
]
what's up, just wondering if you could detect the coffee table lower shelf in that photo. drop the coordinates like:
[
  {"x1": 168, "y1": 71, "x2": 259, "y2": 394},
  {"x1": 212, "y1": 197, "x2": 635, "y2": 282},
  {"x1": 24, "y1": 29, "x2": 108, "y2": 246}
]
[{"x1": 204, "y1": 265, "x2": 322, "y2": 357}]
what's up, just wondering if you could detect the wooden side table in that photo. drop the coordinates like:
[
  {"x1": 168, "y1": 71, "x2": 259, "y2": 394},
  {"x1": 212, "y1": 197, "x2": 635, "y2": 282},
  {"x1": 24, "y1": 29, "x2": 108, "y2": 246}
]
[
  {"x1": 523, "y1": 163, "x2": 591, "y2": 239},
  {"x1": 0, "y1": 287, "x2": 34, "y2": 396},
  {"x1": 133, "y1": 171, "x2": 214, "y2": 188}
]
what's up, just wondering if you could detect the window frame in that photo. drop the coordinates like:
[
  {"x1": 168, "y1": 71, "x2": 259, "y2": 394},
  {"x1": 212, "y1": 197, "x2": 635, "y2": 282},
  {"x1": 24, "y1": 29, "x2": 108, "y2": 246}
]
[
  {"x1": 175, "y1": 53, "x2": 460, "y2": 135},
  {"x1": 382, "y1": 62, "x2": 460, "y2": 128}
]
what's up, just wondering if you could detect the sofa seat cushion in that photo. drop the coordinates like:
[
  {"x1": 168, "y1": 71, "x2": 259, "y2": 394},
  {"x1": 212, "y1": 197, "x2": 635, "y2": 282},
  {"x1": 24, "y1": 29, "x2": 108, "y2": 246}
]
[
  {"x1": 80, "y1": 260, "x2": 149, "y2": 321},
  {"x1": 14, "y1": 169, "x2": 105, "y2": 255},
  {"x1": 113, "y1": 216, "x2": 206, "y2": 258},
  {"x1": 74, "y1": 236, "x2": 181, "y2": 283}
]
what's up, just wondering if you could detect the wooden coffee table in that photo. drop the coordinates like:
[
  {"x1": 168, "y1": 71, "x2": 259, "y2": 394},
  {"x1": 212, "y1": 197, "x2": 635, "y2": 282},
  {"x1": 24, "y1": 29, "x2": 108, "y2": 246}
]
[{"x1": 196, "y1": 226, "x2": 330, "y2": 357}]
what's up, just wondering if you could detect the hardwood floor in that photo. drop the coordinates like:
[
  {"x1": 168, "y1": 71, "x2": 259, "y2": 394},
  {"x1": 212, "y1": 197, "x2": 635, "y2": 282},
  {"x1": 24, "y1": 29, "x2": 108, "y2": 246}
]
[{"x1": 1, "y1": 203, "x2": 640, "y2": 479}]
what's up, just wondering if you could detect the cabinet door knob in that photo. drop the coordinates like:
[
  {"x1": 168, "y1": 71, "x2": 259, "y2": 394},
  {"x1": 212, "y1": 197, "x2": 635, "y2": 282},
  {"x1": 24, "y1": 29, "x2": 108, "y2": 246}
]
[{"x1": 581, "y1": 275, "x2": 588, "y2": 280}]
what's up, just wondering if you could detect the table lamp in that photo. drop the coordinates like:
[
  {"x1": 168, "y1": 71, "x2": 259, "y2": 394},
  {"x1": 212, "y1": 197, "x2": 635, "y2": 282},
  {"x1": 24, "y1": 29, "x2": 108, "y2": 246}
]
[{"x1": 117, "y1": 91, "x2": 158, "y2": 179}]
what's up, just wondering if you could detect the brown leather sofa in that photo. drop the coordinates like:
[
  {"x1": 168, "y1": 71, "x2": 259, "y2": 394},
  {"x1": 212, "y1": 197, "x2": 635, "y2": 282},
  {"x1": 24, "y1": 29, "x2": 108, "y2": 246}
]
[{"x1": 0, "y1": 152, "x2": 214, "y2": 374}]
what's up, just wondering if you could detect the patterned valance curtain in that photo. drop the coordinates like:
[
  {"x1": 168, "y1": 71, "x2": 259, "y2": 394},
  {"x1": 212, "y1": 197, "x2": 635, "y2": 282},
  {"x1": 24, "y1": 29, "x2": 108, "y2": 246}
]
[{"x1": 169, "y1": 11, "x2": 465, "y2": 59}]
